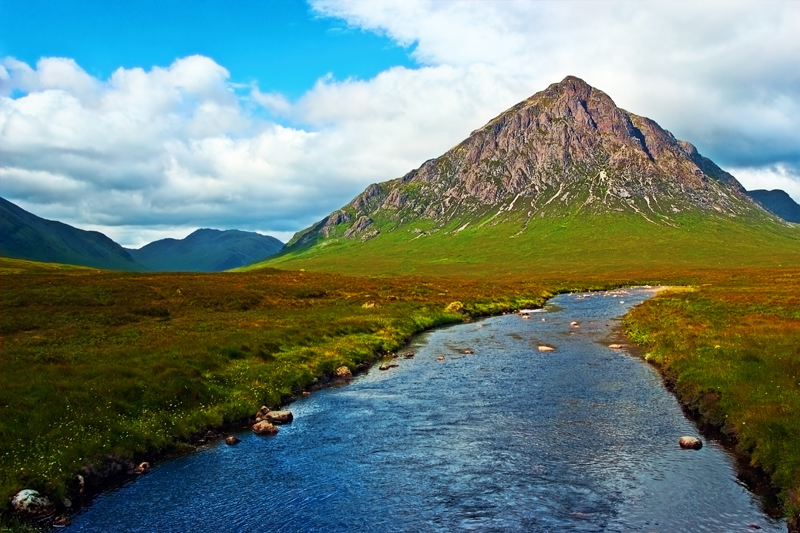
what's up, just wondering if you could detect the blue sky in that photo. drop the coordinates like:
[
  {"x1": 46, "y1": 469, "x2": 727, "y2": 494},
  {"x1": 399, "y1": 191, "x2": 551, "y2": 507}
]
[
  {"x1": 0, "y1": 0, "x2": 415, "y2": 98},
  {"x1": 1, "y1": 0, "x2": 798, "y2": 246}
]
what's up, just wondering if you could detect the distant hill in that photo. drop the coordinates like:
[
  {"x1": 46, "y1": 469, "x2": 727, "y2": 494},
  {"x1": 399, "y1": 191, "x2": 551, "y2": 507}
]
[
  {"x1": 746, "y1": 189, "x2": 800, "y2": 223},
  {"x1": 249, "y1": 76, "x2": 798, "y2": 276},
  {"x1": 127, "y1": 229, "x2": 284, "y2": 272},
  {"x1": 0, "y1": 196, "x2": 144, "y2": 270}
]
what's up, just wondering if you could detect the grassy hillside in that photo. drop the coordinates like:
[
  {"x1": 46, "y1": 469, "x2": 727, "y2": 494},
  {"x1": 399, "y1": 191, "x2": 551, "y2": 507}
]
[
  {"x1": 0, "y1": 197, "x2": 144, "y2": 271},
  {"x1": 245, "y1": 210, "x2": 799, "y2": 276}
]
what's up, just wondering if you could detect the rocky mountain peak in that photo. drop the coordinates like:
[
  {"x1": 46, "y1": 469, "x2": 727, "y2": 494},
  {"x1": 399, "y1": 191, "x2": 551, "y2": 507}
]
[{"x1": 289, "y1": 76, "x2": 771, "y2": 247}]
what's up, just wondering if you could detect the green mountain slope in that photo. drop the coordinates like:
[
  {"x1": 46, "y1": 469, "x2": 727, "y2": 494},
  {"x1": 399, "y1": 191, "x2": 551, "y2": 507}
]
[
  {"x1": 127, "y1": 228, "x2": 284, "y2": 272},
  {"x1": 0, "y1": 197, "x2": 145, "y2": 271},
  {"x1": 245, "y1": 76, "x2": 798, "y2": 276}
]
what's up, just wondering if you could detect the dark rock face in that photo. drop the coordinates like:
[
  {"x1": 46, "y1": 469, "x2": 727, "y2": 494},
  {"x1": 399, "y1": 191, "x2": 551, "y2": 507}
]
[{"x1": 287, "y1": 76, "x2": 780, "y2": 249}]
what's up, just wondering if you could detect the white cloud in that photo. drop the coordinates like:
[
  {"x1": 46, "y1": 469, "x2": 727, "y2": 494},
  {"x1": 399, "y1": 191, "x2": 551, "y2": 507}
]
[
  {"x1": 2, "y1": 1, "x2": 799, "y2": 248},
  {"x1": 729, "y1": 165, "x2": 800, "y2": 203}
]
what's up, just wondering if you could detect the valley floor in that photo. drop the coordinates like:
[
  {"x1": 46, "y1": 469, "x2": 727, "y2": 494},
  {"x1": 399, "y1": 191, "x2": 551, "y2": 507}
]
[{"x1": 0, "y1": 258, "x2": 798, "y2": 529}]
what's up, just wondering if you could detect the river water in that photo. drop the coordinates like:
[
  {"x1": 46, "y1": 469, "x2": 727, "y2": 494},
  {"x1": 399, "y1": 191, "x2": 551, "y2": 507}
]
[{"x1": 65, "y1": 288, "x2": 784, "y2": 532}]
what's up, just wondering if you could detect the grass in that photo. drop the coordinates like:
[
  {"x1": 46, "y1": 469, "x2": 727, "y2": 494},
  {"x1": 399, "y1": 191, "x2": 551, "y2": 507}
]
[
  {"x1": 246, "y1": 211, "x2": 799, "y2": 277},
  {"x1": 2, "y1": 240, "x2": 800, "y2": 527}
]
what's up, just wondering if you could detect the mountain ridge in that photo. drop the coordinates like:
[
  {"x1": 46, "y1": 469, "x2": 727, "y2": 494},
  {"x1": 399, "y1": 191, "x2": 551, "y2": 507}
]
[
  {"x1": 0, "y1": 198, "x2": 284, "y2": 272},
  {"x1": 256, "y1": 76, "x2": 796, "y2": 275},
  {"x1": 746, "y1": 189, "x2": 800, "y2": 223},
  {"x1": 127, "y1": 228, "x2": 284, "y2": 272},
  {"x1": 0, "y1": 196, "x2": 145, "y2": 271}
]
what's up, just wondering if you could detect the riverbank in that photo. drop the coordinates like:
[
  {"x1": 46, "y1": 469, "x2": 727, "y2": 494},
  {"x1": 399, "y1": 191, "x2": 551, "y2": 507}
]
[
  {"x1": 623, "y1": 268, "x2": 800, "y2": 529},
  {"x1": 2, "y1": 259, "x2": 798, "y2": 530}
]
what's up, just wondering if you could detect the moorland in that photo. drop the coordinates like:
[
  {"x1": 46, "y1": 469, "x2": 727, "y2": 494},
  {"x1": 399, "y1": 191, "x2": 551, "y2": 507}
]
[{"x1": 1, "y1": 255, "x2": 798, "y2": 528}]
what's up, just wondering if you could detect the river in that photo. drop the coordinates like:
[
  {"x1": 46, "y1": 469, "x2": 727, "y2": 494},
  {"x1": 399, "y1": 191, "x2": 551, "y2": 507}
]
[{"x1": 65, "y1": 288, "x2": 784, "y2": 532}]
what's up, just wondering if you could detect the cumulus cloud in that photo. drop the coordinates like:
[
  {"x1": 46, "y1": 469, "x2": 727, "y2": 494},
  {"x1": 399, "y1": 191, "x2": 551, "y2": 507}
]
[
  {"x1": 0, "y1": 56, "x2": 380, "y2": 245},
  {"x1": 2, "y1": 1, "x2": 799, "y2": 249}
]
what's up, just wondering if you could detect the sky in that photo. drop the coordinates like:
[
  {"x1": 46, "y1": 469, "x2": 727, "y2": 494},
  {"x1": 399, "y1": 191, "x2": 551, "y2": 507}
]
[{"x1": 1, "y1": 0, "x2": 798, "y2": 247}]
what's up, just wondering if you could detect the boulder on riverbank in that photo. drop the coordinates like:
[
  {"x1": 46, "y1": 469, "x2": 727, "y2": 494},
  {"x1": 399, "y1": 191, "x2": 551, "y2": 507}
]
[
  {"x1": 334, "y1": 366, "x2": 353, "y2": 379},
  {"x1": 10, "y1": 489, "x2": 55, "y2": 519},
  {"x1": 255, "y1": 406, "x2": 270, "y2": 421},
  {"x1": 253, "y1": 421, "x2": 279, "y2": 435},
  {"x1": 679, "y1": 436, "x2": 703, "y2": 450}
]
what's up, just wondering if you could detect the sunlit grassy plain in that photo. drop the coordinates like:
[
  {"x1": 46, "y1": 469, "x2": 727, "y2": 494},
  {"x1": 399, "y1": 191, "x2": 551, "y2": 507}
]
[{"x1": 1, "y1": 211, "x2": 799, "y2": 527}]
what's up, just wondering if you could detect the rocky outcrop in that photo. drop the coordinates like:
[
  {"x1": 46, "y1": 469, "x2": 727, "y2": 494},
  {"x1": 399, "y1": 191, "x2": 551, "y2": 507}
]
[
  {"x1": 320, "y1": 210, "x2": 352, "y2": 237},
  {"x1": 344, "y1": 216, "x2": 378, "y2": 240}
]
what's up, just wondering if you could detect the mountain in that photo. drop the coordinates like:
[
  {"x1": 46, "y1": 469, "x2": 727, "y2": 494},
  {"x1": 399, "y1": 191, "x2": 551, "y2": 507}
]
[
  {"x1": 0, "y1": 196, "x2": 144, "y2": 270},
  {"x1": 746, "y1": 189, "x2": 800, "y2": 223},
  {"x1": 127, "y1": 229, "x2": 284, "y2": 272},
  {"x1": 251, "y1": 76, "x2": 797, "y2": 276}
]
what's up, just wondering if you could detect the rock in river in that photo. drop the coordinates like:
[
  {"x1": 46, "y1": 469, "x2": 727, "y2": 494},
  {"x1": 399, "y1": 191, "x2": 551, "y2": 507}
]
[
  {"x1": 225, "y1": 436, "x2": 241, "y2": 445},
  {"x1": 537, "y1": 345, "x2": 555, "y2": 352},
  {"x1": 253, "y1": 421, "x2": 279, "y2": 436},
  {"x1": 265, "y1": 410, "x2": 293, "y2": 424},
  {"x1": 679, "y1": 436, "x2": 703, "y2": 450}
]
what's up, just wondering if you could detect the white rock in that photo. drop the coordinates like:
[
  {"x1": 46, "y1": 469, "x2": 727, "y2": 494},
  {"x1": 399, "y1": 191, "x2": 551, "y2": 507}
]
[{"x1": 10, "y1": 489, "x2": 54, "y2": 518}]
